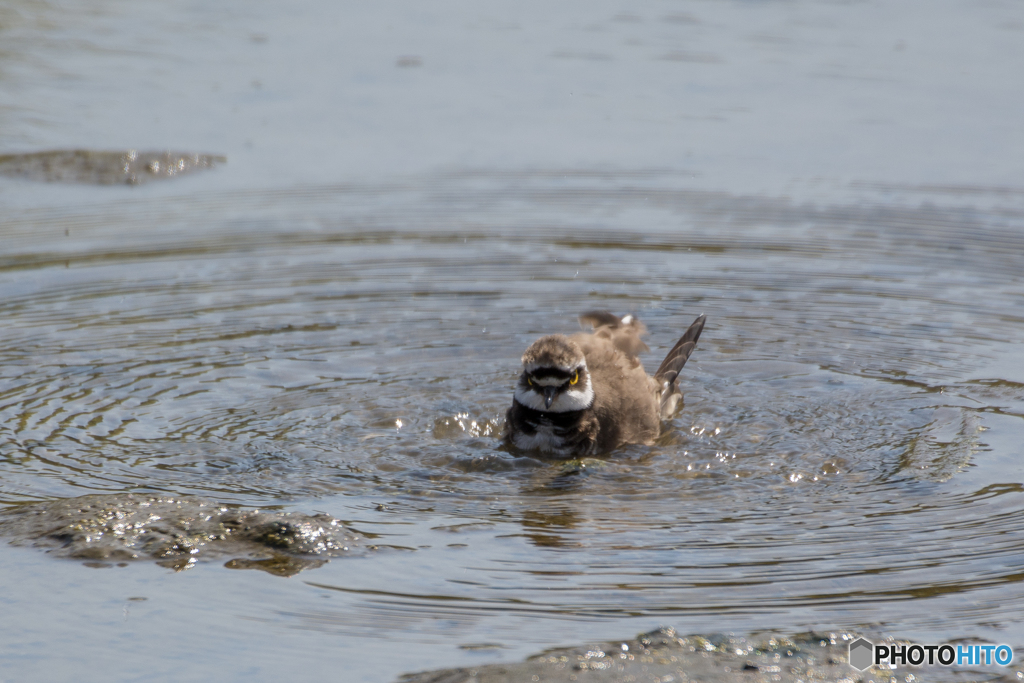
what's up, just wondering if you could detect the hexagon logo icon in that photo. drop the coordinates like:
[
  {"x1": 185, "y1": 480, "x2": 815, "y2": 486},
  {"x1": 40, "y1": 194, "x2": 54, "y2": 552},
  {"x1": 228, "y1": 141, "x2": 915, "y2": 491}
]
[{"x1": 849, "y1": 638, "x2": 874, "y2": 670}]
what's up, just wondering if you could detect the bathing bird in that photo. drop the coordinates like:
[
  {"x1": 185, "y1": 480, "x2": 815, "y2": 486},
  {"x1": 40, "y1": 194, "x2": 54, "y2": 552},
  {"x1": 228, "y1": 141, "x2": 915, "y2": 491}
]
[{"x1": 506, "y1": 311, "x2": 706, "y2": 457}]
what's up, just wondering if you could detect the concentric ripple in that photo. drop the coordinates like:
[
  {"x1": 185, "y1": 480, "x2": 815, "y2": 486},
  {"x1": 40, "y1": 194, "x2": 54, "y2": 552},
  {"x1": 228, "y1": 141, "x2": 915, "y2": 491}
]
[{"x1": 2, "y1": 171, "x2": 1023, "y2": 646}]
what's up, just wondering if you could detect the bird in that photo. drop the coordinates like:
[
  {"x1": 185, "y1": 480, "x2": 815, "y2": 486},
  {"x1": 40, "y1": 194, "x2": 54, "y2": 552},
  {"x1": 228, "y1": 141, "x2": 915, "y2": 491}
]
[{"x1": 505, "y1": 311, "x2": 706, "y2": 457}]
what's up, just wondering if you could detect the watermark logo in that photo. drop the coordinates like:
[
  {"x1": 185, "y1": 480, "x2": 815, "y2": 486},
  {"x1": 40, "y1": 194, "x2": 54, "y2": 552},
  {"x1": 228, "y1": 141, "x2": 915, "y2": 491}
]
[{"x1": 848, "y1": 638, "x2": 1014, "y2": 670}]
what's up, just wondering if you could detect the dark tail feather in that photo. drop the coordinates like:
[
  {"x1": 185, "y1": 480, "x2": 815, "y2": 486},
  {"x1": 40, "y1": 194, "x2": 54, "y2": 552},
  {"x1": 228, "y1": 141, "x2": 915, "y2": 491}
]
[{"x1": 654, "y1": 314, "x2": 705, "y2": 417}]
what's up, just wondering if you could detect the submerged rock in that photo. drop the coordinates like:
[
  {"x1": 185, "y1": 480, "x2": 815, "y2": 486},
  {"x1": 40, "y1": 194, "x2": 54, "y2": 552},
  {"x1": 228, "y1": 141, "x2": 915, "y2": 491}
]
[
  {"x1": 0, "y1": 493, "x2": 362, "y2": 576},
  {"x1": 398, "y1": 627, "x2": 1016, "y2": 683},
  {"x1": 0, "y1": 149, "x2": 226, "y2": 185},
  {"x1": 398, "y1": 628, "x2": 849, "y2": 683}
]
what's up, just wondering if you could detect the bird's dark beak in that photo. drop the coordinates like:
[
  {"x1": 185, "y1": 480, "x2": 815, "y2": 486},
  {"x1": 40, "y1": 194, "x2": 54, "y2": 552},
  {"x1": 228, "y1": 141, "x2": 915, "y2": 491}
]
[{"x1": 543, "y1": 385, "x2": 558, "y2": 409}]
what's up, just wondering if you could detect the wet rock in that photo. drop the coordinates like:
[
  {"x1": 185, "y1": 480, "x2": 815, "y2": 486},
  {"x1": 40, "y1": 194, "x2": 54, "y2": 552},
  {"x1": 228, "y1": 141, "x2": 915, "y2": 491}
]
[
  {"x1": 0, "y1": 149, "x2": 225, "y2": 185},
  {"x1": 397, "y1": 628, "x2": 908, "y2": 683},
  {"x1": 0, "y1": 493, "x2": 361, "y2": 576}
]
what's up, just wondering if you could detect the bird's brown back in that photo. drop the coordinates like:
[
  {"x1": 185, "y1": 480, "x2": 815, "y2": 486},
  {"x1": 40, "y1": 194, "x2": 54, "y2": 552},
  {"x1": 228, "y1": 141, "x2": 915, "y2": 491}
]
[{"x1": 570, "y1": 332, "x2": 660, "y2": 450}]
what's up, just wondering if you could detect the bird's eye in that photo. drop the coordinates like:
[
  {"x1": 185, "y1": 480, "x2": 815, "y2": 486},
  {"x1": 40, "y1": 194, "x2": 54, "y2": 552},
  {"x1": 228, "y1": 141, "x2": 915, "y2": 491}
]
[
  {"x1": 527, "y1": 376, "x2": 534, "y2": 387},
  {"x1": 570, "y1": 371, "x2": 579, "y2": 385}
]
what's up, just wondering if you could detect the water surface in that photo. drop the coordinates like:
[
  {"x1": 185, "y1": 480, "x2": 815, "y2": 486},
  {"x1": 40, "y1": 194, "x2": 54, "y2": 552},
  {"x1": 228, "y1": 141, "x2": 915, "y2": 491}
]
[
  {"x1": 3, "y1": 172, "x2": 1024, "y2": 681},
  {"x1": 2, "y1": 1, "x2": 1024, "y2": 681}
]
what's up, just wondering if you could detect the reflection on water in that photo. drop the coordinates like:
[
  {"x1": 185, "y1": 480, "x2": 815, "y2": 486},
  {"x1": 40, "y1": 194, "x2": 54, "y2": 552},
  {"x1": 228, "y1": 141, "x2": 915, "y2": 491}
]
[{"x1": 2, "y1": 172, "x2": 1024, "y2": 678}]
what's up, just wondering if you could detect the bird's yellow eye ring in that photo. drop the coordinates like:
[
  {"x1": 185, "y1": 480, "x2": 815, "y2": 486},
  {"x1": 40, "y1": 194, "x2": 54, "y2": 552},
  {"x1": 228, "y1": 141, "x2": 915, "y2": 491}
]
[
  {"x1": 570, "y1": 371, "x2": 579, "y2": 385},
  {"x1": 527, "y1": 377, "x2": 534, "y2": 387}
]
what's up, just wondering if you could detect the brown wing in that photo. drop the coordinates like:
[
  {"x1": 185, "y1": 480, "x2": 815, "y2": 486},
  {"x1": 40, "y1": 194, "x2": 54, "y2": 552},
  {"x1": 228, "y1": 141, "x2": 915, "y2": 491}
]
[
  {"x1": 578, "y1": 310, "x2": 649, "y2": 359},
  {"x1": 578, "y1": 311, "x2": 622, "y2": 329},
  {"x1": 573, "y1": 332, "x2": 660, "y2": 450}
]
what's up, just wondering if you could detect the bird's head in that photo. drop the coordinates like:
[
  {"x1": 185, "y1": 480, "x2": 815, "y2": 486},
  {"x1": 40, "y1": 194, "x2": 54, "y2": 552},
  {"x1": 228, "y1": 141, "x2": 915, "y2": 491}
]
[{"x1": 514, "y1": 335, "x2": 593, "y2": 412}]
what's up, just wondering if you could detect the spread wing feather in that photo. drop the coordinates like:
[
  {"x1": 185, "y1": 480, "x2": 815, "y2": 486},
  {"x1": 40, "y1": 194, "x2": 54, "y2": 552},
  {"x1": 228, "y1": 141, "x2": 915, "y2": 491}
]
[
  {"x1": 654, "y1": 314, "x2": 706, "y2": 385},
  {"x1": 654, "y1": 313, "x2": 705, "y2": 417}
]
